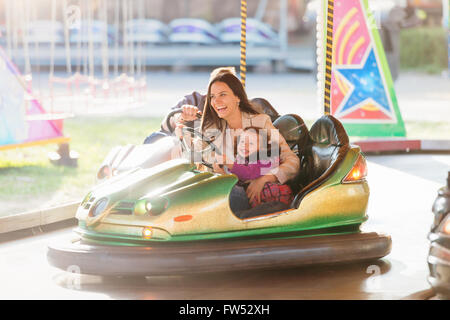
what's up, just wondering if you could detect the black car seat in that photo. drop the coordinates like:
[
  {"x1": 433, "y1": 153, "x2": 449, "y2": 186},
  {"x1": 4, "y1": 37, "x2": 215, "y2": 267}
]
[
  {"x1": 273, "y1": 114, "x2": 310, "y2": 154},
  {"x1": 251, "y1": 98, "x2": 280, "y2": 123},
  {"x1": 273, "y1": 114, "x2": 311, "y2": 194},
  {"x1": 291, "y1": 115, "x2": 350, "y2": 208}
]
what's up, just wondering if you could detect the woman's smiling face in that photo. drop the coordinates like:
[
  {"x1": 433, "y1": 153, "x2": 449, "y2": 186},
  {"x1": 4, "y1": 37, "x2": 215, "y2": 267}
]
[{"x1": 210, "y1": 81, "x2": 240, "y2": 120}]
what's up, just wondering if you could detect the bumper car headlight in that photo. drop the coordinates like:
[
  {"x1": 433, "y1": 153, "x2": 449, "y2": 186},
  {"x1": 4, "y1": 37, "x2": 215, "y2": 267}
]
[
  {"x1": 90, "y1": 198, "x2": 109, "y2": 217},
  {"x1": 134, "y1": 198, "x2": 168, "y2": 216}
]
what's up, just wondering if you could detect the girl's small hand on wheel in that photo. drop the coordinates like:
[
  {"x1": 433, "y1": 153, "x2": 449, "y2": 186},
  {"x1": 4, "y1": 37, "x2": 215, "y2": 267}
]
[{"x1": 213, "y1": 163, "x2": 226, "y2": 175}]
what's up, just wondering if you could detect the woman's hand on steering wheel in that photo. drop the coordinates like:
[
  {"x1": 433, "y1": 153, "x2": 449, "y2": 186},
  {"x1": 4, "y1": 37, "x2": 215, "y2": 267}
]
[
  {"x1": 166, "y1": 105, "x2": 202, "y2": 136},
  {"x1": 173, "y1": 105, "x2": 202, "y2": 139},
  {"x1": 180, "y1": 105, "x2": 200, "y2": 122}
]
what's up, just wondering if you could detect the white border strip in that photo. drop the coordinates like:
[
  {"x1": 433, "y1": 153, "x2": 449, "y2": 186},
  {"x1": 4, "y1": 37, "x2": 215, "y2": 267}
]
[{"x1": 421, "y1": 140, "x2": 450, "y2": 151}]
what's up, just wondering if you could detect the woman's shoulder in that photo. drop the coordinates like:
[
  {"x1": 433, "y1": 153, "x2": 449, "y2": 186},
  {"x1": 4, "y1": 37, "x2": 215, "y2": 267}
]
[
  {"x1": 245, "y1": 112, "x2": 271, "y2": 120},
  {"x1": 243, "y1": 112, "x2": 272, "y2": 128}
]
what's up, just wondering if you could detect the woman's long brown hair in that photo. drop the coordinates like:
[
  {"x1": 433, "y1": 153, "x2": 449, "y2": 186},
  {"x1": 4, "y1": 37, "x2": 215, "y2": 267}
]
[{"x1": 201, "y1": 73, "x2": 259, "y2": 132}]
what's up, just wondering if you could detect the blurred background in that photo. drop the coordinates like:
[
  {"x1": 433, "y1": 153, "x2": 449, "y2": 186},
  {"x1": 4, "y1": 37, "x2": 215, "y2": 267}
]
[
  {"x1": 0, "y1": 0, "x2": 447, "y2": 116},
  {"x1": 0, "y1": 0, "x2": 447, "y2": 76},
  {"x1": 0, "y1": 1, "x2": 449, "y2": 301},
  {"x1": 0, "y1": 0, "x2": 449, "y2": 216}
]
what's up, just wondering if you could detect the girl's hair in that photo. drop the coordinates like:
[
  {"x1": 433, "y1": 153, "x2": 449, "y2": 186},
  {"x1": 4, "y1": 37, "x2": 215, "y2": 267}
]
[
  {"x1": 201, "y1": 72, "x2": 259, "y2": 132},
  {"x1": 237, "y1": 126, "x2": 280, "y2": 161}
]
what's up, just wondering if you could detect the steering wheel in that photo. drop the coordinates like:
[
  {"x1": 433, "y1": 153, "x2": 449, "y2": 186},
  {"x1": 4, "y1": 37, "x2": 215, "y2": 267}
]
[
  {"x1": 180, "y1": 126, "x2": 221, "y2": 169},
  {"x1": 165, "y1": 108, "x2": 218, "y2": 168}
]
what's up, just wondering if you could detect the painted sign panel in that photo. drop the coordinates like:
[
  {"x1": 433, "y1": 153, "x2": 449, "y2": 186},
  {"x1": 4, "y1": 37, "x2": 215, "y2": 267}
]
[{"x1": 321, "y1": 0, "x2": 406, "y2": 137}]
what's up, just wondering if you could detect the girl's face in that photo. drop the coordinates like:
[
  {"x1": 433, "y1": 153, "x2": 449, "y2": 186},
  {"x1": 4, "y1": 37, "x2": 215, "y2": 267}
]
[
  {"x1": 209, "y1": 81, "x2": 240, "y2": 120},
  {"x1": 237, "y1": 130, "x2": 259, "y2": 158}
]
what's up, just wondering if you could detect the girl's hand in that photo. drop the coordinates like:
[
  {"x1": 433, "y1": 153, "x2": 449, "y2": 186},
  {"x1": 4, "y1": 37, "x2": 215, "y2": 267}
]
[
  {"x1": 246, "y1": 174, "x2": 277, "y2": 204},
  {"x1": 213, "y1": 163, "x2": 226, "y2": 175}
]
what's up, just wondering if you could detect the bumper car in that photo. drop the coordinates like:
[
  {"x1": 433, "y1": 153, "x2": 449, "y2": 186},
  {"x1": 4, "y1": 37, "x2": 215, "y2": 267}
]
[
  {"x1": 168, "y1": 19, "x2": 220, "y2": 45},
  {"x1": 26, "y1": 20, "x2": 65, "y2": 46},
  {"x1": 47, "y1": 110, "x2": 391, "y2": 276},
  {"x1": 69, "y1": 20, "x2": 117, "y2": 45},
  {"x1": 125, "y1": 19, "x2": 170, "y2": 45},
  {"x1": 217, "y1": 18, "x2": 280, "y2": 47},
  {"x1": 428, "y1": 172, "x2": 450, "y2": 298}
]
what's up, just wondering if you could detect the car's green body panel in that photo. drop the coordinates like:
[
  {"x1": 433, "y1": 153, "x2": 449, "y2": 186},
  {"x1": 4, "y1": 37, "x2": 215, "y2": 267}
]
[{"x1": 75, "y1": 146, "x2": 369, "y2": 244}]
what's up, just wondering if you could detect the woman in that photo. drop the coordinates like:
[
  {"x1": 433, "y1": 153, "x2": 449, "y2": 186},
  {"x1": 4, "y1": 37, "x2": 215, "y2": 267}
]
[{"x1": 176, "y1": 72, "x2": 299, "y2": 212}]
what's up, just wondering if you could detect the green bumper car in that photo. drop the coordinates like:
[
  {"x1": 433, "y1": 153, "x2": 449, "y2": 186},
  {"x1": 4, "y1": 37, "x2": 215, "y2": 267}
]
[{"x1": 47, "y1": 114, "x2": 391, "y2": 276}]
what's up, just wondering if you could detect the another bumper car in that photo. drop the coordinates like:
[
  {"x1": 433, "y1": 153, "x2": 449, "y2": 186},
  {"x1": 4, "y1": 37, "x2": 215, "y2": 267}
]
[
  {"x1": 168, "y1": 19, "x2": 220, "y2": 45},
  {"x1": 69, "y1": 20, "x2": 116, "y2": 45},
  {"x1": 125, "y1": 19, "x2": 169, "y2": 45},
  {"x1": 428, "y1": 172, "x2": 450, "y2": 298},
  {"x1": 48, "y1": 110, "x2": 391, "y2": 276},
  {"x1": 26, "y1": 20, "x2": 65, "y2": 46},
  {"x1": 217, "y1": 18, "x2": 280, "y2": 47}
]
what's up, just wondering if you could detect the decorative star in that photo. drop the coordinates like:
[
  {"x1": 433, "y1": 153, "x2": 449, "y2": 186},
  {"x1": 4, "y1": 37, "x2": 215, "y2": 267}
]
[{"x1": 335, "y1": 48, "x2": 392, "y2": 117}]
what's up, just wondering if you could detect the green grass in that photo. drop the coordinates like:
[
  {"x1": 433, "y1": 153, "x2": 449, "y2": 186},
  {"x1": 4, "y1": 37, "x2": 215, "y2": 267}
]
[
  {"x1": 404, "y1": 121, "x2": 450, "y2": 140},
  {"x1": 0, "y1": 116, "x2": 161, "y2": 217},
  {"x1": 400, "y1": 27, "x2": 448, "y2": 74},
  {"x1": 0, "y1": 117, "x2": 449, "y2": 217}
]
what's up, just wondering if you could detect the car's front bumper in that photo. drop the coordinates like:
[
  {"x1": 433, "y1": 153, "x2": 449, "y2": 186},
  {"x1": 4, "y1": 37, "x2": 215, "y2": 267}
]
[{"x1": 47, "y1": 229, "x2": 391, "y2": 276}]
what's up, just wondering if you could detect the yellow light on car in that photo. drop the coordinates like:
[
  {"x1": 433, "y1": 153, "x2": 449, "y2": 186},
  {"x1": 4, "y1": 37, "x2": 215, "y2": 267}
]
[
  {"x1": 351, "y1": 168, "x2": 361, "y2": 180},
  {"x1": 142, "y1": 227, "x2": 153, "y2": 239},
  {"x1": 343, "y1": 155, "x2": 368, "y2": 183}
]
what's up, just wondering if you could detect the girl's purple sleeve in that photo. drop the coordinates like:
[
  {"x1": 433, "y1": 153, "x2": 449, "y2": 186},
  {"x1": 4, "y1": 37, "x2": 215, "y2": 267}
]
[{"x1": 230, "y1": 160, "x2": 273, "y2": 181}]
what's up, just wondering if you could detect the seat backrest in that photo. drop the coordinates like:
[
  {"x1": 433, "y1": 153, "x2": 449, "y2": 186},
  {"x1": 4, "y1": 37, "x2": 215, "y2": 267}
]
[
  {"x1": 251, "y1": 97, "x2": 280, "y2": 123},
  {"x1": 292, "y1": 115, "x2": 349, "y2": 207},
  {"x1": 273, "y1": 114, "x2": 309, "y2": 153},
  {"x1": 307, "y1": 115, "x2": 349, "y2": 182},
  {"x1": 273, "y1": 114, "x2": 311, "y2": 195}
]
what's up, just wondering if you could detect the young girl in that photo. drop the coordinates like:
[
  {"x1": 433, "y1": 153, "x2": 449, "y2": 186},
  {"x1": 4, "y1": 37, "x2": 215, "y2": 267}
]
[{"x1": 214, "y1": 127, "x2": 293, "y2": 208}]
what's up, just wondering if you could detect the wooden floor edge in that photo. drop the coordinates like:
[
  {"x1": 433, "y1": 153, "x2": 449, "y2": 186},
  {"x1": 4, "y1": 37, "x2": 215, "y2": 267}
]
[{"x1": 0, "y1": 201, "x2": 79, "y2": 234}]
